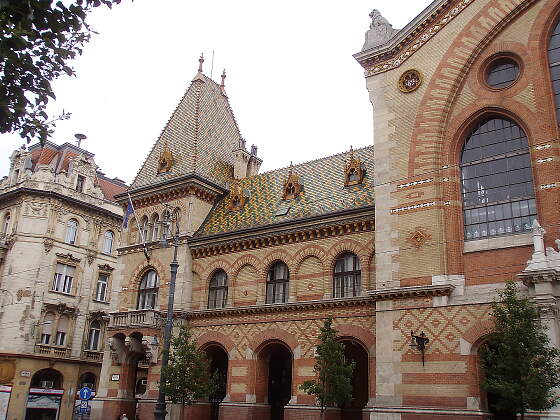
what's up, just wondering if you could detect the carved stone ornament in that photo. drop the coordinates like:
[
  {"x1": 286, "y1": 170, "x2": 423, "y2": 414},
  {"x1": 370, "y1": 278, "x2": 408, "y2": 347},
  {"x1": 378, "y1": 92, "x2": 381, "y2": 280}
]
[
  {"x1": 157, "y1": 141, "x2": 174, "y2": 174},
  {"x1": 344, "y1": 147, "x2": 366, "y2": 186},
  {"x1": 398, "y1": 69, "x2": 423, "y2": 93},
  {"x1": 43, "y1": 302, "x2": 76, "y2": 316},
  {"x1": 89, "y1": 310, "x2": 109, "y2": 321},
  {"x1": 362, "y1": 9, "x2": 398, "y2": 51},
  {"x1": 227, "y1": 184, "x2": 247, "y2": 211},
  {"x1": 43, "y1": 238, "x2": 54, "y2": 253},
  {"x1": 86, "y1": 249, "x2": 96, "y2": 265},
  {"x1": 282, "y1": 164, "x2": 302, "y2": 200},
  {"x1": 98, "y1": 263, "x2": 114, "y2": 272},
  {"x1": 407, "y1": 227, "x2": 432, "y2": 248},
  {"x1": 55, "y1": 252, "x2": 81, "y2": 264}
]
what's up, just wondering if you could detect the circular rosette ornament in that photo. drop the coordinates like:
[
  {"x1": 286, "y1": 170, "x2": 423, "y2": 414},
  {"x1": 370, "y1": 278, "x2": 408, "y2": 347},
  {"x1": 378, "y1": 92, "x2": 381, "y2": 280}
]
[{"x1": 398, "y1": 69, "x2": 423, "y2": 93}]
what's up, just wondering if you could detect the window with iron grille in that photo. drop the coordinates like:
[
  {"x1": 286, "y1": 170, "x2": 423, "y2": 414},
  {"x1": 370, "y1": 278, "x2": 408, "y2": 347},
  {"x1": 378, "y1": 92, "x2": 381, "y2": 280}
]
[{"x1": 461, "y1": 117, "x2": 536, "y2": 240}]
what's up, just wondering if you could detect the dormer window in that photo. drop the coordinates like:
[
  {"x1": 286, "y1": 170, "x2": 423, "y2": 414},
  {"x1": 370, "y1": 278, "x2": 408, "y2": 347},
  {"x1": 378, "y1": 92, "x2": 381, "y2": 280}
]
[
  {"x1": 344, "y1": 147, "x2": 365, "y2": 186},
  {"x1": 282, "y1": 164, "x2": 302, "y2": 200},
  {"x1": 228, "y1": 184, "x2": 247, "y2": 211},
  {"x1": 76, "y1": 175, "x2": 85, "y2": 193}
]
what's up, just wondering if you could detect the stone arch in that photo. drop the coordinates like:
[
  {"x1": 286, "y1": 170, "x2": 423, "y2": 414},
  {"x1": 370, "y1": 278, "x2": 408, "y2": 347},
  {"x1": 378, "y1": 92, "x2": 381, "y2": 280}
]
[
  {"x1": 248, "y1": 327, "x2": 299, "y2": 354},
  {"x1": 196, "y1": 331, "x2": 235, "y2": 354},
  {"x1": 327, "y1": 239, "x2": 366, "y2": 270},
  {"x1": 293, "y1": 245, "x2": 327, "y2": 272},
  {"x1": 231, "y1": 254, "x2": 261, "y2": 278},
  {"x1": 260, "y1": 250, "x2": 294, "y2": 279},
  {"x1": 294, "y1": 254, "x2": 325, "y2": 301},
  {"x1": 461, "y1": 319, "x2": 495, "y2": 356},
  {"x1": 408, "y1": 0, "x2": 543, "y2": 176},
  {"x1": 334, "y1": 323, "x2": 375, "y2": 353},
  {"x1": 130, "y1": 258, "x2": 167, "y2": 288},
  {"x1": 200, "y1": 258, "x2": 232, "y2": 279}
]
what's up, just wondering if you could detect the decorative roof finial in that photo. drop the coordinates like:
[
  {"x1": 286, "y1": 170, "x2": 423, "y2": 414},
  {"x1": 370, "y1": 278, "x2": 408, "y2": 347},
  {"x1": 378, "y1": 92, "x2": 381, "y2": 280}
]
[
  {"x1": 198, "y1": 53, "x2": 204, "y2": 73},
  {"x1": 220, "y1": 69, "x2": 226, "y2": 88},
  {"x1": 349, "y1": 145, "x2": 354, "y2": 159}
]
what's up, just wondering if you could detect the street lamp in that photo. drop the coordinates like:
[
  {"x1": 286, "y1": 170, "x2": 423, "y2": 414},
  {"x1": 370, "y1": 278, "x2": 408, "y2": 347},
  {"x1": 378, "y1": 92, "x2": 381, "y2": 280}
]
[
  {"x1": 410, "y1": 330, "x2": 429, "y2": 366},
  {"x1": 154, "y1": 207, "x2": 180, "y2": 420}
]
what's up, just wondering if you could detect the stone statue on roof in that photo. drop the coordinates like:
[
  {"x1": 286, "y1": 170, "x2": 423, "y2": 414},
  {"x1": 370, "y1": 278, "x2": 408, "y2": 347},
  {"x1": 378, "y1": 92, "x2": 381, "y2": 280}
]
[{"x1": 362, "y1": 9, "x2": 399, "y2": 51}]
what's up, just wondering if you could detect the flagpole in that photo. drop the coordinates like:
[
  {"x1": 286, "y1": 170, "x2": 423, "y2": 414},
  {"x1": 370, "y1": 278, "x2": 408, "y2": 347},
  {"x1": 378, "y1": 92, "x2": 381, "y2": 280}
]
[{"x1": 127, "y1": 192, "x2": 150, "y2": 261}]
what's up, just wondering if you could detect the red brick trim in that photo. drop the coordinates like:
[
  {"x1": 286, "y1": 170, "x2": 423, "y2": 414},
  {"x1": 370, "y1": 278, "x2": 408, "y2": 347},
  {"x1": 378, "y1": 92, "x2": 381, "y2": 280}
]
[
  {"x1": 230, "y1": 254, "x2": 260, "y2": 278},
  {"x1": 335, "y1": 323, "x2": 375, "y2": 351},
  {"x1": 248, "y1": 327, "x2": 299, "y2": 353},
  {"x1": 196, "y1": 331, "x2": 235, "y2": 353},
  {"x1": 293, "y1": 245, "x2": 327, "y2": 273},
  {"x1": 260, "y1": 249, "x2": 295, "y2": 280},
  {"x1": 461, "y1": 320, "x2": 495, "y2": 354}
]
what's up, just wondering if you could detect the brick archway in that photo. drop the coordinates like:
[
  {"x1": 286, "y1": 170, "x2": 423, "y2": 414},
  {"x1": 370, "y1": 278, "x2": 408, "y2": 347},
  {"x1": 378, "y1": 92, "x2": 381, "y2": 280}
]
[{"x1": 196, "y1": 331, "x2": 235, "y2": 354}]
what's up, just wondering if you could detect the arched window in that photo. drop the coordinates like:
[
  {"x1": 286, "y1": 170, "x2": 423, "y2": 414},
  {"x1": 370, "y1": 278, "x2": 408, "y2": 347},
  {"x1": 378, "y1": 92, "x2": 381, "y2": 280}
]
[
  {"x1": 103, "y1": 231, "x2": 114, "y2": 254},
  {"x1": 65, "y1": 219, "x2": 78, "y2": 244},
  {"x1": 548, "y1": 20, "x2": 560, "y2": 123},
  {"x1": 137, "y1": 270, "x2": 158, "y2": 309},
  {"x1": 40, "y1": 313, "x2": 55, "y2": 344},
  {"x1": 333, "y1": 253, "x2": 361, "y2": 298},
  {"x1": 31, "y1": 369, "x2": 62, "y2": 389},
  {"x1": 87, "y1": 321, "x2": 101, "y2": 350},
  {"x1": 150, "y1": 214, "x2": 159, "y2": 242},
  {"x1": 266, "y1": 261, "x2": 289, "y2": 304},
  {"x1": 79, "y1": 372, "x2": 97, "y2": 391},
  {"x1": 2, "y1": 213, "x2": 10, "y2": 235},
  {"x1": 461, "y1": 117, "x2": 536, "y2": 240},
  {"x1": 208, "y1": 270, "x2": 228, "y2": 309},
  {"x1": 55, "y1": 316, "x2": 68, "y2": 346},
  {"x1": 139, "y1": 216, "x2": 148, "y2": 243}
]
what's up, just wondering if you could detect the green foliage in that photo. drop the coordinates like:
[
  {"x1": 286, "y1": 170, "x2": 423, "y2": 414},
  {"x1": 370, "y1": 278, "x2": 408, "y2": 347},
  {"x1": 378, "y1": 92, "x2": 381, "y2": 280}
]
[
  {"x1": 160, "y1": 325, "x2": 216, "y2": 406},
  {"x1": 481, "y1": 281, "x2": 560, "y2": 418},
  {"x1": 300, "y1": 317, "x2": 355, "y2": 415},
  {"x1": 0, "y1": 0, "x2": 123, "y2": 145}
]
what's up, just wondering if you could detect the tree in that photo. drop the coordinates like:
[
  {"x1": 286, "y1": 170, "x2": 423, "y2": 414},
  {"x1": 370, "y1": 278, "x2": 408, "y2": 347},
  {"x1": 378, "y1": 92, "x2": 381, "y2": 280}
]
[
  {"x1": 480, "y1": 281, "x2": 560, "y2": 420},
  {"x1": 0, "y1": 0, "x2": 123, "y2": 145},
  {"x1": 159, "y1": 325, "x2": 216, "y2": 413},
  {"x1": 300, "y1": 317, "x2": 355, "y2": 420}
]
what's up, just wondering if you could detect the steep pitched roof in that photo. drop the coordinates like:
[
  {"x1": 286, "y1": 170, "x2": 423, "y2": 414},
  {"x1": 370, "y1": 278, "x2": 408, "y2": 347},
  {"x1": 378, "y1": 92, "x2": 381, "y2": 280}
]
[
  {"x1": 196, "y1": 147, "x2": 375, "y2": 237},
  {"x1": 130, "y1": 73, "x2": 242, "y2": 190}
]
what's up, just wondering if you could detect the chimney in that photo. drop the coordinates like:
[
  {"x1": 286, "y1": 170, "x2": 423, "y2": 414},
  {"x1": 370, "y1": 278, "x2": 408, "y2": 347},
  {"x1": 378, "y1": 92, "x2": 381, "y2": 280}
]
[
  {"x1": 233, "y1": 139, "x2": 251, "y2": 180},
  {"x1": 247, "y1": 145, "x2": 263, "y2": 177}
]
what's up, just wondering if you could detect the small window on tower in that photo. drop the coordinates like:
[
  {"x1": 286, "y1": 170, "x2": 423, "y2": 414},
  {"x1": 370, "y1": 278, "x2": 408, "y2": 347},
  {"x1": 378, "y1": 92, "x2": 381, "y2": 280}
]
[{"x1": 76, "y1": 175, "x2": 85, "y2": 193}]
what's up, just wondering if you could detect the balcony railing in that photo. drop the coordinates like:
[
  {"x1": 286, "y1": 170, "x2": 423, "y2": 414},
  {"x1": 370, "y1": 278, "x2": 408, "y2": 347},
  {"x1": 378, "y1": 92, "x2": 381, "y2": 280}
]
[
  {"x1": 109, "y1": 309, "x2": 161, "y2": 329},
  {"x1": 34, "y1": 344, "x2": 71, "y2": 358},
  {"x1": 82, "y1": 350, "x2": 104, "y2": 362}
]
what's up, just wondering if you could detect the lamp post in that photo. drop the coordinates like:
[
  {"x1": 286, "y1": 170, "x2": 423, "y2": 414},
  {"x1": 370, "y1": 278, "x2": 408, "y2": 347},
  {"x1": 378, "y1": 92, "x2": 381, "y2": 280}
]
[
  {"x1": 410, "y1": 330, "x2": 429, "y2": 366},
  {"x1": 154, "y1": 208, "x2": 180, "y2": 420}
]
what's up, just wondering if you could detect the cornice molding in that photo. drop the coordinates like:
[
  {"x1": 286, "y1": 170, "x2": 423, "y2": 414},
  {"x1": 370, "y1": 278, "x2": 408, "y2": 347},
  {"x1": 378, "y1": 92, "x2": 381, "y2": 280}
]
[
  {"x1": 354, "y1": 0, "x2": 473, "y2": 75},
  {"x1": 181, "y1": 284, "x2": 453, "y2": 320}
]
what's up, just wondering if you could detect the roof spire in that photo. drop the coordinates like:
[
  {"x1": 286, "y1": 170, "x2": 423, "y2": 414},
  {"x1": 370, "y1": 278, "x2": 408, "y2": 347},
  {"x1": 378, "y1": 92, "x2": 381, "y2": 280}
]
[
  {"x1": 198, "y1": 53, "x2": 204, "y2": 73},
  {"x1": 220, "y1": 69, "x2": 226, "y2": 88}
]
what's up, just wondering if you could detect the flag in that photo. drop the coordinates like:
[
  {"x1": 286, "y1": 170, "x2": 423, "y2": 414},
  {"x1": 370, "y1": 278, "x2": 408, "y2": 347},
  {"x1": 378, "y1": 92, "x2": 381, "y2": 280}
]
[{"x1": 123, "y1": 201, "x2": 134, "y2": 229}]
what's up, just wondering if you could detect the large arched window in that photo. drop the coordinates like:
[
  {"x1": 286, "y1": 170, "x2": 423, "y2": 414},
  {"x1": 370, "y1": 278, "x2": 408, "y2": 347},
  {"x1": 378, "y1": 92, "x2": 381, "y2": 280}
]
[
  {"x1": 31, "y1": 369, "x2": 62, "y2": 389},
  {"x1": 548, "y1": 20, "x2": 560, "y2": 123},
  {"x1": 333, "y1": 253, "x2": 361, "y2": 298},
  {"x1": 137, "y1": 270, "x2": 158, "y2": 309},
  {"x1": 65, "y1": 219, "x2": 78, "y2": 244},
  {"x1": 461, "y1": 117, "x2": 536, "y2": 240},
  {"x1": 87, "y1": 320, "x2": 101, "y2": 350},
  {"x1": 266, "y1": 261, "x2": 289, "y2": 304},
  {"x1": 102, "y1": 231, "x2": 114, "y2": 254},
  {"x1": 208, "y1": 270, "x2": 228, "y2": 309}
]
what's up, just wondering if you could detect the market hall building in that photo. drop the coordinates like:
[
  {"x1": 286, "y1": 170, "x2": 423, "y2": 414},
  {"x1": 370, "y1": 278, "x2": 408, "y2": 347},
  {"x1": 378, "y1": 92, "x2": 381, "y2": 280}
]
[{"x1": 92, "y1": 0, "x2": 560, "y2": 419}]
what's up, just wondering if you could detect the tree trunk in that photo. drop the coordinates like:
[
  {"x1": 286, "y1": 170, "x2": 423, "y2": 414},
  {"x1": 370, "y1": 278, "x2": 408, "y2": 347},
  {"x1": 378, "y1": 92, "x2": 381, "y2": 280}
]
[{"x1": 320, "y1": 407, "x2": 325, "y2": 420}]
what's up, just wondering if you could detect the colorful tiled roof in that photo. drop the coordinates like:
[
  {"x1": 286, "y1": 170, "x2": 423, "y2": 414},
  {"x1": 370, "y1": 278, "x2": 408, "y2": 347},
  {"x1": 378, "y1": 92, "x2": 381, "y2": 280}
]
[
  {"x1": 196, "y1": 146, "x2": 375, "y2": 237},
  {"x1": 130, "y1": 72, "x2": 242, "y2": 190}
]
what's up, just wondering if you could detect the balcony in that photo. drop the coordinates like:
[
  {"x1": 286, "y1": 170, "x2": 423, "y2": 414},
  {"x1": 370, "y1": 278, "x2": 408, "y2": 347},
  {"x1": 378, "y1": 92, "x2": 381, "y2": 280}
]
[
  {"x1": 34, "y1": 344, "x2": 71, "y2": 358},
  {"x1": 109, "y1": 309, "x2": 162, "y2": 330},
  {"x1": 82, "y1": 350, "x2": 104, "y2": 362}
]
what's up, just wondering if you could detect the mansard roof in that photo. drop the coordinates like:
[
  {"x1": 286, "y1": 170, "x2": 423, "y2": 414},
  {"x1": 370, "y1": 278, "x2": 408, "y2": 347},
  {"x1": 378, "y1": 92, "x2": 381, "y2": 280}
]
[
  {"x1": 130, "y1": 72, "x2": 243, "y2": 191},
  {"x1": 195, "y1": 146, "x2": 374, "y2": 237}
]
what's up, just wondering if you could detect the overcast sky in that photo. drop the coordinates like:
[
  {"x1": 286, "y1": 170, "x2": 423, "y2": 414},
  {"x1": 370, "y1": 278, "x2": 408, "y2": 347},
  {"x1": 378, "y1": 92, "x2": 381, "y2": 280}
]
[{"x1": 0, "y1": 1, "x2": 434, "y2": 183}]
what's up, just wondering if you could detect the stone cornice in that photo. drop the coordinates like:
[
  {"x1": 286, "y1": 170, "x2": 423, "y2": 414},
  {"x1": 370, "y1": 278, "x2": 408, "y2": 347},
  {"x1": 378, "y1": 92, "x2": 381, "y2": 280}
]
[
  {"x1": 354, "y1": 0, "x2": 472, "y2": 75},
  {"x1": 115, "y1": 173, "x2": 228, "y2": 207},
  {"x1": 519, "y1": 268, "x2": 560, "y2": 286},
  {"x1": 181, "y1": 284, "x2": 453, "y2": 320},
  {"x1": 191, "y1": 215, "x2": 374, "y2": 259}
]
